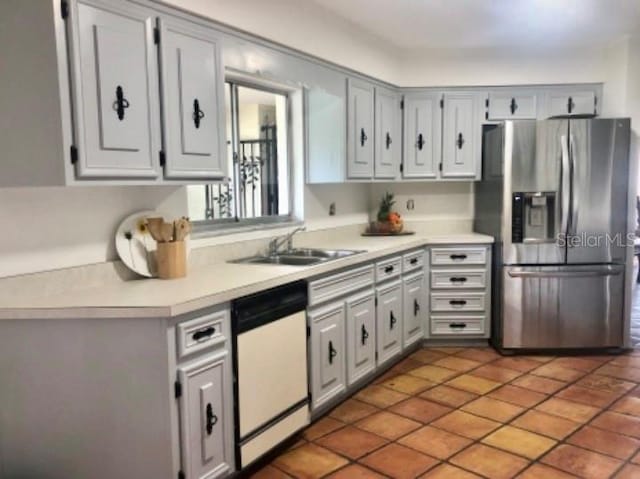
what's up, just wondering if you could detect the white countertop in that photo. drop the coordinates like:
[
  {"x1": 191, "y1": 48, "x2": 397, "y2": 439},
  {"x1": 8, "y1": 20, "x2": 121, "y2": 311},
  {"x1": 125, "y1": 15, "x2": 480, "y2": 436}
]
[{"x1": 0, "y1": 232, "x2": 492, "y2": 320}]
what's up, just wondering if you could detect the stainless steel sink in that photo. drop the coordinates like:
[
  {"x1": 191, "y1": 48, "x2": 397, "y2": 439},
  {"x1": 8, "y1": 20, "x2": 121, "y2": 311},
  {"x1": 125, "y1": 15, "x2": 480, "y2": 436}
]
[{"x1": 230, "y1": 248, "x2": 365, "y2": 266}]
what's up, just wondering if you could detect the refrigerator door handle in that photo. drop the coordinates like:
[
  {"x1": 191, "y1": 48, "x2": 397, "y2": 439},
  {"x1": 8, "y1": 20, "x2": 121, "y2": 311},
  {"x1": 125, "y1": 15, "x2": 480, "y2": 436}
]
[
  {"x1": 569, "y1": 134, "x2": 578, "y2": 236},
  {"x1": 560, "y1": 135, "x2": 571, "y2": 237},
  {"x1": 507, "y1": 268, "x2": 622, "y2": 278}
]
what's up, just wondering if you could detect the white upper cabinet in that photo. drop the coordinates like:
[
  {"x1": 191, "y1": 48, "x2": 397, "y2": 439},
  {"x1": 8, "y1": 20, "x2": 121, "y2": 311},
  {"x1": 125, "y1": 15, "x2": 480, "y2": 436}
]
[
  {"x1": 374, "y1": 87, "x2": 401, "y2": 179},
  {"x1": 68, "y1": 0, "x2": 161, "y2": 179},
  {"x1": 487, "y1": 91, "x2": 537, "y2": 120},
  {"x1": 403, "y1": 93, "x2": 442, "y2": 179},
  {"x1": 159, "y1": 18, "x2": 226, "y2": 180},
  {"x1": 347, "y1": 78, "x2": 375, "y2": 179},
  {"x1": 441, "y1": 91, "x2": 482, "y2": 179},
  {"x1": 545, "y1": 88, "x2": 597, "y2": 117}
]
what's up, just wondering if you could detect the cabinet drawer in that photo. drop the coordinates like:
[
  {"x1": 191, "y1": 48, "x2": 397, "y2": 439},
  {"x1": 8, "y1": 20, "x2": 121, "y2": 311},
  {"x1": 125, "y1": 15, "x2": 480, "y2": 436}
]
[
  {"x1": 431, "y1": 247, "x2": 487, "y2": 266},
  {"x1": 375, "y1": 256, "x2": 402, "y2": 282},
  {"x1": 430, "y1": 292, "x2": 485, "y2": 312},
  {"x1": 177, "y1": 311, "x2": 227, "y2": 359},
  {"x1": 431, "y1": 269, "x2": 486, "y2": 289},
  {"x1": 403, "y1": 250, "x2": 425, "y2": 274},
  {"x1": 309, "y1": 264, "x2": 375, "y2": 306},
  {"x1": 431, "y1": 316, "x2": 486, "y2": 336}
]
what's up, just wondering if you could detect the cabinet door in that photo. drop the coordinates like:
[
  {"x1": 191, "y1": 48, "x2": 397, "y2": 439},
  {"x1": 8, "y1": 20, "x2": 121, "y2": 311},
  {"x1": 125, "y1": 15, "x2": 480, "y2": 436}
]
[
  {"x1": 442, "y1": 92, "x2": 481, "y2": 179},
  {"x1": 347, "y1": 78, "x2": 374, "y2": 179},
  {"x1": 159, "y1": 18, "x2": 226, "y2": 179},
  {"x1": 309, "y1": 303, "x2": 346, "y2": 410},
  {"x1": 69, "y1": 1, "x2": 160, "y2": 178},
  {"x1": 346, "y1": 291, "x2": 376, "y2": 386},
  {"x1": 376, "y1": 281, "x2": 403, "y2": 365},
  {"x1": 374, "y1": 87, "x2": 401, "y2": 179},
  {"x1": 403, "y1": 93, "x2": 441, "y2": 179},
  {"x1": 178, "y1": 352, "x2": 232, "y2": 479},
  {"x1": 487, "y1": 91, "x2": 537, "y2": 120},
  {"x1": 403, "y1": 273, "x2": 425, "y2": 348},
  {"x1": 546, "y1": 89, "x2": 597, "y2": 117}
]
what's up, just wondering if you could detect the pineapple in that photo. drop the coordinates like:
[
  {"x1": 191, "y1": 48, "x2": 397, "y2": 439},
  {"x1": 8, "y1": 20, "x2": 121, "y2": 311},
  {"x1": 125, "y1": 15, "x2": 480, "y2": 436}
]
[{"x1": 377, "y1": 192, "x2": 395, "y2": 222}]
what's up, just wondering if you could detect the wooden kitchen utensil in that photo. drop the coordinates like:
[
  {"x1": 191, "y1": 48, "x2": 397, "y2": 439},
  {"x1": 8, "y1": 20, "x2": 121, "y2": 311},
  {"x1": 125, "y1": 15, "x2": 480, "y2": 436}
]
[
  {"x1": 145, "y1": 217, "x2": 165, "y2": 242},
  {"x1": 156, "y1": 240, "x2": 187, "y2": 279},
  {"x1": 160, "y1": 222, "x2": 174, "y2": 242},
  {"x1": 174, "y1": 217, "x2": 192, "y2": 241}
]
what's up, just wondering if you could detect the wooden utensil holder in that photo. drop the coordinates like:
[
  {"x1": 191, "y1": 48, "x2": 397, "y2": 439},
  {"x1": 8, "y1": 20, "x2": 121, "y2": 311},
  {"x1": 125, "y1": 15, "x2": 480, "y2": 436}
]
[{"x1": 156, "y1": 241, "x2": 187, "y2": 279}]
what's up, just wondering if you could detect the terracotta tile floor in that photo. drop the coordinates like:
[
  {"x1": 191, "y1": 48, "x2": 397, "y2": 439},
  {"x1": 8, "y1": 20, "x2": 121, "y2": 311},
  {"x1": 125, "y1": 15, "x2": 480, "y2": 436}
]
[{"x1": 253, "y1": 347, "x2": 640, "y2": 479}]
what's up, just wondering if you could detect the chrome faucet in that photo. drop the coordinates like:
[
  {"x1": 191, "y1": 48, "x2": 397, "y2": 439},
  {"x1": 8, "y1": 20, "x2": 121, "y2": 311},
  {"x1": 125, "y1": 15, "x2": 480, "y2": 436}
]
[{"x1": 267, "y1": 226, "x2": 306, "y2": 256}]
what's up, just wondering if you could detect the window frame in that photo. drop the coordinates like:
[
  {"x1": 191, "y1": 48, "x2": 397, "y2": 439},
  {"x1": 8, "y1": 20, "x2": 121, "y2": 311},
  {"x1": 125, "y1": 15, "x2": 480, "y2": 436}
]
[{"x1": 192, "y1": 75, "x2": 296, "y2": 236}]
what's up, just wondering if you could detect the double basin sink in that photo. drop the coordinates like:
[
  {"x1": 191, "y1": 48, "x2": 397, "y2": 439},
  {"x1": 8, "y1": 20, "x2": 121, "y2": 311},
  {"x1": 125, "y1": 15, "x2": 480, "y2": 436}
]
[{"x1": 231, "y1": 248, "x2": 365, "y2": 266}]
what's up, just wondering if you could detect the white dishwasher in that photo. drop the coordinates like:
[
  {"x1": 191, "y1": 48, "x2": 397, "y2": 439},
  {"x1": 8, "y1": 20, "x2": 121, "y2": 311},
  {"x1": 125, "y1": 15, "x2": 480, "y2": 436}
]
[{"x1": 231, "y1": 281, "x2": 310, "y2": 469}]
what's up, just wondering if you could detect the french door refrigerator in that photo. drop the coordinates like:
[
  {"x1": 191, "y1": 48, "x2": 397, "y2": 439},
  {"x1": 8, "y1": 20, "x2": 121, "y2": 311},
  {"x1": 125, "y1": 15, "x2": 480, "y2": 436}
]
[{"x1": 475, "y1": 118, "x2": 631, "y2": 350}]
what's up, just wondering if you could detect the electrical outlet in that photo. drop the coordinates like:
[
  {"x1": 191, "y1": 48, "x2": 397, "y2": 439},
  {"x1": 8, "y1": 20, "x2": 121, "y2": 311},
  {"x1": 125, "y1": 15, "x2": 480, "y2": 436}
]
[
  {"x1": 329, "y1": 202, "x2": 336, "y2": 216},
  {"x1": 406, "y1": 199, "x2": 415, "y2": 211}
]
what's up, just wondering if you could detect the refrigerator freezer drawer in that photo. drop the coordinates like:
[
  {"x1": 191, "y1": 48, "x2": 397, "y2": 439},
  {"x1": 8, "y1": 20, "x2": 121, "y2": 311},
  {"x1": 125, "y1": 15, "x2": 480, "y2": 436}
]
[{"x1": 502, "y1": 265, "x2": 624, "y2": 349}]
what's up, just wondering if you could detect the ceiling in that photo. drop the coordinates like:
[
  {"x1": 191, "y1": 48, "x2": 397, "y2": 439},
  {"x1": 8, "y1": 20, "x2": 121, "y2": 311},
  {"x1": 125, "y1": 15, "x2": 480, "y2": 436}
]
[{"x1": 311, "y1": 0, "x2": 640, "y2": 50}]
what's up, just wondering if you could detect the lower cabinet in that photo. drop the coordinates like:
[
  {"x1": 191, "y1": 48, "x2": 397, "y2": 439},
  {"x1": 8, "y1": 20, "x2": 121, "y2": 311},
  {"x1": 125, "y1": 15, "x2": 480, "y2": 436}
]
[
  {"x1": 178, "y1": 352, "x2": 231, "y2": 479},
  {"x1": 376, "y1": 280, "x2": 403, "y2": 365},
  {"x1": 403, "y1": 272, "x2": 425, "y2": 348},
  {"x1": 346, "y1": 290, "x2": 376, "y2": 386},
  {"x1": 309, "y1": 302, "x2": 347, "y2": 410}
]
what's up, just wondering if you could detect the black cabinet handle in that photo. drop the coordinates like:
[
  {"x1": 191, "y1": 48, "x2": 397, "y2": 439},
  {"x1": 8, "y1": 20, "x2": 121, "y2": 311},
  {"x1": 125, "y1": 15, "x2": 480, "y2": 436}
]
[
  {"x1": 205, "y1": 403, "x2": 218, "y2": 435},
  {"x1": 410, "y1": 258, "x2": 418, "y2": 265},
  {"x1": 567, "y1": 96, "x2": 575, "y2": 114},
  {"x1": 328, "y1": 340, "x2": 337, "y2": 364},
  {"x1": 193, "y1": 99, "x2": 205, "y2": 128},
  {"x1": 360, "y1": 128, "x2": 368, "y2": 147},
  {"x1": 449, "y1": 254, "x2": 467, "y2": 260},
  {"x1": 384, "y1": 265, "x2": 394, "y2": 273},
  {"x1": 510, "y1": 98, "x2": 518, "y2": 115},
  {"x1": 449, "y1": 300, "x2": 467, "y2": 306},
  {"x1": 449, "y1": 323, "x2": 467, "y2": 329},
  {"x1": 414, "y1": 299, "x2": 420, "y2": 316},
  {"x1": 113, "y1": 85, "x2": 130, "y2": 121},
  {"x1": 416, "y1": 133, "x2": 425, "y2": 151},
  {"x1": 390, "y1": 311, "x2": 397, "y2": 329},
  {"x1": 450, "y1": 277, "x2": 468, "y2": 283},
  {"x1": 456, "y1": 133, "x2": 465, "y2": 149},
  {"x1": 361, "y1": 324, "x2": 369, "y2": 345},
  {"x1": 192, "y1": 326, "x2": 216, "y2": 341},
  {"x1": 386, "y1": 132, "x2": 392, "y2": 149}
]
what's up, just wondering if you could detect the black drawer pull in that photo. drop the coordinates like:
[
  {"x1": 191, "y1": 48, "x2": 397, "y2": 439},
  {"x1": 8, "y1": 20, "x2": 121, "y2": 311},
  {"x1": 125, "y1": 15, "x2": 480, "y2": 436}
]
[
  {"x1": 449, "y1": 254, "x2": 467, "y2": 260},
  {"x1": 193, "y1": 98, "x2": 205, "y2": 128},
  {"x1": 113, "y1": 85, "x2": 130, "y2": 121},
  {"x1": 449, "y1": 300, "x2": 467, "y2": 306},
  {"x1": 450, "y1": 277, "x2": 468, "y2": 283},
  {"x1": 414, "y1": 299, "x2": 420, "y2": 316},
  {"x1": 409, "y1": 258, "x2": 418, "y2": 265},
  {"x1": 384, "y1": 265, "x2": 394, "y2": 273},
  {"x1": 449, "y1": 323, "x2": 467, "y2": 329},
  {"x1": 328, "y1": 340, "x2": 337, "y2": 364},
  {"x1": 192, "y1": 326, "x2": 216, "y2": 341},
  {"x1": 205, "y1": 403, "x2": 218, "y2": 435},
  {"x1": 390, "y1": 311, "x2": 397, "y2": 329},
  {"x1": 361, "y1": 324, "x2": 369, "y2": 345}
]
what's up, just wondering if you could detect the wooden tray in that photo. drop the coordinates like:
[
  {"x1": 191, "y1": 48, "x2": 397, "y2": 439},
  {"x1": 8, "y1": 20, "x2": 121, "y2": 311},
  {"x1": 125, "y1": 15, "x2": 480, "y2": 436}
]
[{"x1": 361, "y1": 231, "x2": 415, "y2": 237}]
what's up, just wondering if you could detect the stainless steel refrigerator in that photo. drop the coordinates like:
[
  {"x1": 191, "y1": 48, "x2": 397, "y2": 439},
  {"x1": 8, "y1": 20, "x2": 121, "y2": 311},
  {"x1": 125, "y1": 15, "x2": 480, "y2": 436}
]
[{"x1": 475, "y1": 118, "x2": 631, "y2": 350}]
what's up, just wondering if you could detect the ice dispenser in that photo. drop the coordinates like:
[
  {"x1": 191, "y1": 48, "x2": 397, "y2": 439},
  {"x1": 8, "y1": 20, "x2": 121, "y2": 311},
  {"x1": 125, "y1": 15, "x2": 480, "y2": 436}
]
[{"x1": 512, "y1": 192, "x2": 556, "y2": 243}]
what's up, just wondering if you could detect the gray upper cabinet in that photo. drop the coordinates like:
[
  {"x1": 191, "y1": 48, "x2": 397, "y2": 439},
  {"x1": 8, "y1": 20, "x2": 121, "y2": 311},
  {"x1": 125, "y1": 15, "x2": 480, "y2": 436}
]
[
  {"x1": 487, "y1": 91, "x2": 537, "y2": 120},
  {"x1": 346, "y1": 290, "x2": 376, "y2": 386},
  {"x1": 309, "y1": 302, "x2": 347, "y2": 410},
  {"x1": 347, "y1": 78, "x2": 375, "y2": 179},
  {"x1": 68, "y1": 0, "x2": 161, "y2": 179},
  {"x1": 374, "y1": 87, "x2": 401, "y2": 179},
  {"x1": 159, "y1": 17, "x2": 226, "y2": 180},
  {"x1": 545, "y1": 88, "x2": 597, "y2": 117},
  {"x1": 403, "y1": 93, "x2": 442, "y2": 179},
  {"x1": 376, "y1": 280, "x2": 403, "y2": 365},
  {"x1": 441, "y1": 91, "x2": 482, "y2": 179}
]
